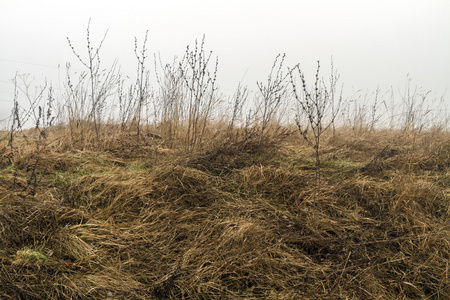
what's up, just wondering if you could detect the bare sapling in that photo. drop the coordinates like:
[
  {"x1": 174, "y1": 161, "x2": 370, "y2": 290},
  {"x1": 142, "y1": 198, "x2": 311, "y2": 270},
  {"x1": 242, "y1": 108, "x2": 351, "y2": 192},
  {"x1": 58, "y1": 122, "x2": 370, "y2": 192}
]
[
  {"x1": 34, "y1": 84, "x2": 56, "y2": 140},
  {"x1": 289, "y1": 61, "x2": 342, "y2": 227},
  {"x1": 154, "y1": 56, "x2": 185, "y2": 144},
  {"x1": 7, "y1": 79, "x2": 21, "y2": 134},
  {"x1": 13, "y1": 74, "x2": 48, "y2": 133},
  {"x1": 255, "y1": 54, "x2": 289, "y2": 138},
  {"x1": 8, "y1": 74, "x2": 53, "y2": 195},
  {"x1": 134, "y1": 30, "x2": 150, "y2": 145},
  {"x1": 63, "y1": 63, "x2": 90, "y2": 143},
  {"x1": 228, "y1": 83, "x2": 249, "y2": 134},
  {"x1": 43, "y1": 85, "x2": 56, "y2": 130},
  {"x1": 66, "y1": 19, "x2": 119, "y2": 141},
  {"x1": 179, "y1": 35, "x2": 219, "y2": 152},
  {"x1": 117, "y1": 76, "x2": 137, "y2": 130},
  {"x1": 329, "y1": 59, "x2": 340, "y2": 134},
  {"x1": 215, "y1": 83, "x2": 251, "y2": 152},
  {"x1": 8, "y1": 73, "x2": 21, "y2": 157}
]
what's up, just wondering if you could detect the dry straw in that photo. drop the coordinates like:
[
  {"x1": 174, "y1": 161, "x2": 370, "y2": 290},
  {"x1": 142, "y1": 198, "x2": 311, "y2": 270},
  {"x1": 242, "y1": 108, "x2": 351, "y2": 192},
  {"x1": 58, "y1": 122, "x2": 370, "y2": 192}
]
[{"x1": 0, "y1": 127, "x2": 448, "y2": 299}]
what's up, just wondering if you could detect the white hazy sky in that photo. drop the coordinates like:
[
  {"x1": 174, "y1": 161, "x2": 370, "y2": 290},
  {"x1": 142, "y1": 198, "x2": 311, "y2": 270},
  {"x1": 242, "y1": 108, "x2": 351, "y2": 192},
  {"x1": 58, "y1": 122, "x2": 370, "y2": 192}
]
[{"x1": 1, "y1": 0, "x2": 449, "y2": 123}]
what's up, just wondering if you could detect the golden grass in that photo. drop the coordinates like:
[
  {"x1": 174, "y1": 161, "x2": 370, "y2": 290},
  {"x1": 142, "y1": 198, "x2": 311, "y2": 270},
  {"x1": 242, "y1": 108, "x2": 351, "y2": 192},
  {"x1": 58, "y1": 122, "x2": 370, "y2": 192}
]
[{"x1": 0, "y1": 125, "x2": 449, "y2": 299}]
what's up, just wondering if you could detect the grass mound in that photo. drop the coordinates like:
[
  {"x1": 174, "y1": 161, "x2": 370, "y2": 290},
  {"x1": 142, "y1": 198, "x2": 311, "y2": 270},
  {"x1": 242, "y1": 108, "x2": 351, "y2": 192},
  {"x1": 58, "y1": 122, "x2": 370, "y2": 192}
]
[{"x1": 0, "y1": 127, "x2": 449, "y2": 299}]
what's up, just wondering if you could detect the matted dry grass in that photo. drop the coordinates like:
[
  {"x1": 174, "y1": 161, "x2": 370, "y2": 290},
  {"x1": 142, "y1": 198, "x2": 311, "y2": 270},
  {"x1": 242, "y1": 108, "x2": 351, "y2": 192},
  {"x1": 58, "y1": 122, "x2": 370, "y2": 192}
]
[{"x1": 0, "y1": 126, "x2": 449, "y2": 299}]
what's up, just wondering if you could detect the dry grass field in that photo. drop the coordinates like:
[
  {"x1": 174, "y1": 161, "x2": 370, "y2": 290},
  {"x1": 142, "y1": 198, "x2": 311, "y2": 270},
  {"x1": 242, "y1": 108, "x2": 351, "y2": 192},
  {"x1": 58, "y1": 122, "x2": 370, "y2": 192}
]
[
  {"x1": 0, "y1": 124, "x2": 448, "y2": 299},
  {"x1": 1, "y1": 30, "x2": 449, "y2": 299}
]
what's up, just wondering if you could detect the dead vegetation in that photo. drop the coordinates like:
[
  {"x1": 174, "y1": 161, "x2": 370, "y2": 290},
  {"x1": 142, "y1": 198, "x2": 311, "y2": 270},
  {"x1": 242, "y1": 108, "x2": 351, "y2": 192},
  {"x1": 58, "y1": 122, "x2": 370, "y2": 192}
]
[
  {"x1": 0, "y1": 126, "x2": 448, "y2": 299},
  {"x1": 1, "y1": 25, "x2": 449, "y2": 299}
]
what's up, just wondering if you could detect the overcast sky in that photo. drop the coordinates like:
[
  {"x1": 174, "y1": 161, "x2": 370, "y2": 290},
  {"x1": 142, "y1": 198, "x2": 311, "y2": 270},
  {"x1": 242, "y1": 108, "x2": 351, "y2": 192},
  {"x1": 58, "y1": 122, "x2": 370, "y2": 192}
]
[{"x1": 1, "y1": 0, "x2": 449, "y2": 124}]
